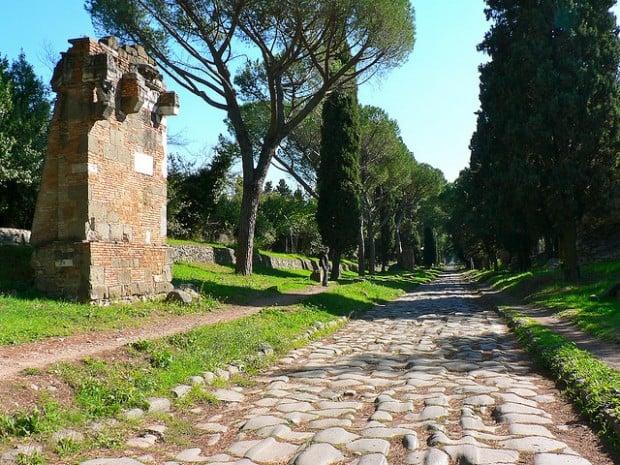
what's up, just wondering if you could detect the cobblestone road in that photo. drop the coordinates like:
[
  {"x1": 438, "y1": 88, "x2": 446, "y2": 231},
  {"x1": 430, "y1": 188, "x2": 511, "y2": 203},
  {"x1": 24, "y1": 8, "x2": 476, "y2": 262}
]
[{"x1": 81, "y1": 273, "x2": 613, "y2": 465}]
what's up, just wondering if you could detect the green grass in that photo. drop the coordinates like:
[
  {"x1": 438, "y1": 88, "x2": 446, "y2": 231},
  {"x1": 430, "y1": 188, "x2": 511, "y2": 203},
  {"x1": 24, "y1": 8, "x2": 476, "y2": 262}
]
[
  {"x1": 472, "y1": 260, "x2": 620, "y2": 343},
  {"x1": 0, "y1": 268, "x2": 437, "y2": 452},
  {"x1": 502, "y1": 309, "x2": 620, "y2": 455},
  {"x1": 173, "y1": 262, "x2": 314, "y2": 305},
  {"x1": 0, "y1": 246, "x2": 319, "y2": 345}
]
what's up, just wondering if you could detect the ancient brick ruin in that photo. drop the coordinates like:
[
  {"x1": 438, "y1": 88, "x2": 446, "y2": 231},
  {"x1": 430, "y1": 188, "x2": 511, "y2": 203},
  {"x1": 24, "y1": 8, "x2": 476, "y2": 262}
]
[{"x1": 30, "y1": 37, "x2": 179, "y2": 302}]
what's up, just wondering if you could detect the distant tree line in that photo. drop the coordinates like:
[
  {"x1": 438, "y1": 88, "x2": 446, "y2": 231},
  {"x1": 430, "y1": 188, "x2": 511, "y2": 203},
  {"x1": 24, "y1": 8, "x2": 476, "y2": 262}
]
[{"x1": 444, "y1": 0, "x2": 620, "y2": 280}]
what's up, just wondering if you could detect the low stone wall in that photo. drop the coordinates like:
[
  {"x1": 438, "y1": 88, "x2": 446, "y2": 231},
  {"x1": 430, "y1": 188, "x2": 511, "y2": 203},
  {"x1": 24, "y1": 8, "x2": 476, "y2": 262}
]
[
  {"x1": 0, "y1": 228, "x2": 31, "y2": 246},
  {"x1": 172, "y1": 244, "x2": 320, "y2": 271},
  {"x1": 172, "y1": 244, "x2": 359, "y2": 273}
]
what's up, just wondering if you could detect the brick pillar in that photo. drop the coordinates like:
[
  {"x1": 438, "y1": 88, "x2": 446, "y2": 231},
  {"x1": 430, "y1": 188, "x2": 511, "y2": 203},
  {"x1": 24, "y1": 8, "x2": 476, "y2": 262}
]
[{"x1": 31, "y1": 36, "x2": 179, "y2": 302}]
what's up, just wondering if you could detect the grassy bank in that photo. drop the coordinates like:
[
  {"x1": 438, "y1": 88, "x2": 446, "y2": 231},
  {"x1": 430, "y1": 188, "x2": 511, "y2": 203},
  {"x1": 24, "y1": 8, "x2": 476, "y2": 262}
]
[
  {"x1": 0, "y1": 246, "x2": 321, "y2": 345},
  {"x1": 0, "y1": 268, "x2": 437, "y2": 458},
  {"x1": 500, "y1": 308, "x2": 620, "y2": 455},
  {"x1": 470, "y1": 260, "x2": 620, "y2": 343}
]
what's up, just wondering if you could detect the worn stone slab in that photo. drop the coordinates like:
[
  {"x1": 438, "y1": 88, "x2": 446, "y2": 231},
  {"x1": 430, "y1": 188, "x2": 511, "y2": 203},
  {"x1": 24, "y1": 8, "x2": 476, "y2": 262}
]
[{"x1": 294, "y1": 443, "x2": 344, "y2": 465}]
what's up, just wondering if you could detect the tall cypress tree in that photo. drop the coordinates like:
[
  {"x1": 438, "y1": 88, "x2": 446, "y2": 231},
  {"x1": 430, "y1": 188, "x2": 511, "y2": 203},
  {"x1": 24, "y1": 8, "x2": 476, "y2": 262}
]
[
  {"x1": 540, "y1": 0, "x2": 620, "y2": 280},
  {"x1": 316, "y1": 89, "x2": 361, "y2": 280}
]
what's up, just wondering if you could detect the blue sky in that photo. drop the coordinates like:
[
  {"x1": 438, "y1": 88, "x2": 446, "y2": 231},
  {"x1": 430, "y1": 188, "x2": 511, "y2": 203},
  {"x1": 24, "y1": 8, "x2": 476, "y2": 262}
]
[{"x1": 2, "y1": 1, "x2": 617, "y2": 182}]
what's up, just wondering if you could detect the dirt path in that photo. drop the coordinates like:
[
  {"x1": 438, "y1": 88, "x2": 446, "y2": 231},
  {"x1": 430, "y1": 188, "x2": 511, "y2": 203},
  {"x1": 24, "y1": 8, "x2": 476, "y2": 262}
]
[
  {"x1": 475, "y1": 281, "x2": 620, "y2": 370},
  {"x1": 0, "y1": 284, "x2": 328, "y2": 380},
  {"x1": 66, "y1": 272, "x2": 612, "y2": 465}
]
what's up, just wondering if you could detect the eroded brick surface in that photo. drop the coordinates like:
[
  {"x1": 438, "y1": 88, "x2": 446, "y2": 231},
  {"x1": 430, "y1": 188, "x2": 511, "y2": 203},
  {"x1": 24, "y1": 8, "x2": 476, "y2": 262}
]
[{"x1": 31, "y1": 36, "x2": 178, "y2": 302}]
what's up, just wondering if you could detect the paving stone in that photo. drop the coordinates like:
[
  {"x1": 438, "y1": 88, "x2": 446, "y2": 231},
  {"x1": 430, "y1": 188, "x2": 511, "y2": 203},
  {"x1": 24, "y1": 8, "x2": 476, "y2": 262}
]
[
  {"x1": 346, "y1": 438, "x2": 390, "y2": 455},
  {"x1": 275, "y1": 401, "x2": 313, "y2": 413},
  {"x1": 174, "y1": 448, "x2": 210, "y2": 462},
  {"x1": 403, "y1": 433, "x2": 418, "y2": 450},
  {"x1": 308, "y1": 418, "x2": 353, "y2": 429},
  {"x1": 71, "y1": 274, "x2": 604, "y2": 465},
  {"x1": 405, "y1": 448, "x2": 449, "y2": 465},
  {"x1": 376, "y1": 400, "x2": 413, "y2": 413},
  {"x1": 534, "y1": 453, "x2": 592, "y2": 465},
  {"x1": 313, "y1": 427, "x2": 359, "y2": 445},
  {"x1": 127, "y1": 434, "x2": 158, "y2": 449},
  {"x1": 51, "y1": 429, "x2": 85, "y2": 444},
  {"x1": 195, "y1": 422, "x2": 228, "y2": 433},
  {"x1": 81, "y1": 460, "x2": 145, "y2": 465},
  {"x1": 243, "y1": 437, "x2": 298, "y2": 463},
  {"x1": 464, "y1": 395, "x2": 495, "y2": 406},
  {"x1": 242, "y1": 415, "x2": 286, "y2": 431},
  {"x1": 499, "y1": 436, "x2": 568, "y2": 453},
  {"x1": 496, "y1": 402, "x2": 548, "y2": 416},
  {"x1": 498, "y1": 413, "x2": 553, "y2": 425},
  {"x1": 357, "y1": 453, "x2": 388, "y2": 465},
  {"x1": 228, "y1": 440, "x2": 262, "y2": 457},
  {"x1": 362, "y1": 427, "x2": 413, "y2": 439},
  {"x1": 213, "y1": 389, "x2": 245, "y2": 403},
  {"x1": 294, "y1": 443, "x2": 344, "y2": 465},
  {"x1": 443, "y1": 444, "x2": 520, "y2": 464},
  {"x1": 508, "y1": 423, "x2": 555, "y2": 438},
  {"x1": 2, "y1": 445, "x2": 43, "y2": 463}
]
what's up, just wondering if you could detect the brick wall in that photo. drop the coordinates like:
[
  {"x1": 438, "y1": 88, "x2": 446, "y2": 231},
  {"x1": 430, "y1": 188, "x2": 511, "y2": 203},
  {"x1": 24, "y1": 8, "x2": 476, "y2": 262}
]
[{"x1": 30, "y1": 36, "x2": 179, "y2": 302}]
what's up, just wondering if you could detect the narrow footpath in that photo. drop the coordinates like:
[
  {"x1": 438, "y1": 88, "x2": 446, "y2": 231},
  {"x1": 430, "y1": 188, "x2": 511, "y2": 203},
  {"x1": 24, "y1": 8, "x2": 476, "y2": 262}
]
[
  {"x1": 74, "y1": 272, "x2": 613, "y2": 465},
  {"x1": 0, "y1": 285, "x2": 328, "y2": 380},
  {"x1": 477, "y1": 281, "x2": 620, "y2": 370}
]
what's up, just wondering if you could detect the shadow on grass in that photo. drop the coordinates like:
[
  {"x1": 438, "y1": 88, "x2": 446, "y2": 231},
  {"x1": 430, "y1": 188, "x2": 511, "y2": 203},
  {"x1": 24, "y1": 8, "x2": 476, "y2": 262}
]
[{"x1": 173, "y1": 262, "x2": 315, "y2": 306}]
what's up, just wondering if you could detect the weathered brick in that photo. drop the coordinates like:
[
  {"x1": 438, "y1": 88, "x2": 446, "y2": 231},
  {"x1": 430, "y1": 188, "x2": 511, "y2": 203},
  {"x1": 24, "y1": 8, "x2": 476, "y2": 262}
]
[{"x1": 30, "y1": 36, "x2": 179, "y2": 303}]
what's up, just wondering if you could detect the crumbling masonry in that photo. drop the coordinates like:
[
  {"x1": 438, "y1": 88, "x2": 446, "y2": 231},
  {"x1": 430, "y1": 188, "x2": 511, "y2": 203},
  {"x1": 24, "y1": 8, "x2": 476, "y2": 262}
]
[{"x1": 30, "y1": 37, "x2": 179, "y2": 302}]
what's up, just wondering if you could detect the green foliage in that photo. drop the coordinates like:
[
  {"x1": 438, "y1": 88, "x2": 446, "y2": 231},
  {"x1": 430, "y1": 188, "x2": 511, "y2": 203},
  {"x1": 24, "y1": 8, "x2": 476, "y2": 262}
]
[
  {"x1": 0, "y1": 52, "x2": 51, "y2": 228},
  {"x1": 0, "y1": 409, "x2": 43, "y2": 437},
  {"x1": 86, "y1": 0, "x2": 415, "y2": 276},
  {"x1": 449, "y1": 1, "x2": 620, "y2": 274},
  {"x1": 167, "y1": 139, "x2": 235, "y2": 240},
  {"x1": 316, "y1": 89, "x2": 361, "y2": 267},
  {"x1": 15, "y1": 452, "x2": 45, "y2": 465}
]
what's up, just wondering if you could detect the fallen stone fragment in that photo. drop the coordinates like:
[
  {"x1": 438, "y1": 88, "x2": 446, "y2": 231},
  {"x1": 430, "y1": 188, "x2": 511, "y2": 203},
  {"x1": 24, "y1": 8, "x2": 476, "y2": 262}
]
[
  {"x1": 172, "y1": 384, "x2": 192, "y2": 398},
  {"x1": 147, "y1": 397, "x2": 171, "y2": 413}
]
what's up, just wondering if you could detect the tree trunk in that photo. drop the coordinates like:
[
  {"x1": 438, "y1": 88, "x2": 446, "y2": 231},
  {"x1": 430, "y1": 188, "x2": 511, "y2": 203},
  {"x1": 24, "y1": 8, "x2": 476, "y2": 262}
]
[
  {"x1": 358, "y1": 218, "x2": 366, "y2": 276},
  {"x1": 368, "y1": 234, "x2": 376, "y2": 275},
  {"x1": 235, "y1": 180, "x2": 261, "y2": 275},
  {"x1": 560, "y1": 221, "x2": 580, "y2": 281},
  {"x1": 330, "y1": 249, "x2": 341, "y2": 281}
]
